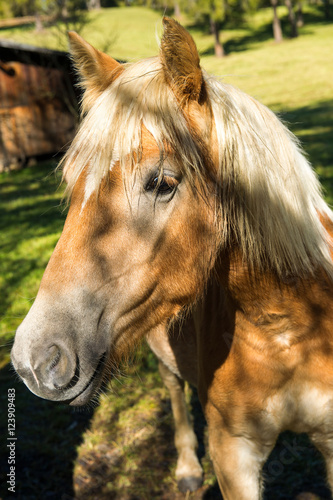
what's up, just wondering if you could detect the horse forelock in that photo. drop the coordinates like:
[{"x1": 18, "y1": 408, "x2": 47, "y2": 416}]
[
  {"x1": 62, "y1": 57, "x2": 206, "y2": 201},
  {"x1": 62, "y1": 56, "x2": 333, "y2": 280}
]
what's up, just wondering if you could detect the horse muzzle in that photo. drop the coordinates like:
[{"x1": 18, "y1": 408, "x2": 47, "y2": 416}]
[
  {"x1": 11, "y1": 317, "x2": 108, "y2": 406},
  {"x1": 11, "y1": 340, "x2": 107, "y2": 406}
]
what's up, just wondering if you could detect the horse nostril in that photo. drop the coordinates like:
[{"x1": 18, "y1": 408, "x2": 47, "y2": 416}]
[
  {"x1": 48, "y1": 346, "x2": 61, "y2": 370},
  {"x1": 32, "y1": 344, "x2": 77, "y2": 391}
]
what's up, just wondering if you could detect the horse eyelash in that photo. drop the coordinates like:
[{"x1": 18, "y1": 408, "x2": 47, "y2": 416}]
[{"x1": 145, "y1": 174, "x2": 178, "y2": 195}]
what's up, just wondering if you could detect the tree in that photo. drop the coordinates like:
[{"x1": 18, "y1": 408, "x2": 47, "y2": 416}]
[
  {"x1": 209, "y1": 1, "x2": 225, "y2": 57},
  {"x1": 285, "y1": 0, "x2": 298, "y2": 37},
  {"x1": 0, "y1": 0, "x2": 13, "y2": 18},
  {"x1": 270, "y1": 0, "x2": 283, "y2": 42},
  {"x1": 174, "y1": 1, "x2": 181, "y2": 17},
  {"x1": 87, "y1": 0, "x2": 101, "y2": 9},
  {"x1": 6, "y1": 0, "x2": 88, "y2": 29},
  {"x1": 323, "y1": 0, "x2": 331, "y2": 19},
  {"x1": 296, "y1": 1, "x2": 304, "y2": 27},
  {"x1": 47, "y1": 1, "x2": 90, "y2": 49},
  {"x1": 9, "y1": 0, "x2": 49, "y2": 30},
  {"x1": 186, "y1": 0, "x2": 228, "y2": 57},
  {"x1": 210, "y1": 15, "x2": 224, "y2": 57}
]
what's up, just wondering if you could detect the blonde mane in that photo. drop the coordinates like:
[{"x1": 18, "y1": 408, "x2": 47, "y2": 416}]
[
  {"x1": 63, "y1": 57, "x2": 205, "y2": 195},
  {"x1": 62, "y1": 56, "x2": 333, "y2": 280}
]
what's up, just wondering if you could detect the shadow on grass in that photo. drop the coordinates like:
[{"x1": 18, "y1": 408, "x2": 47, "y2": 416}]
[
  {"x1": 0, "y1": 160, "x2": 67, "y2": 334},
  {"x1": 263, "y1": 432, "x2": 331, "y2": 500},
  {"x1": 198, "y1": 20, "x2": 277, "y2": 56},
  {"x1": 0, "y1": 23, "x2": 35, "y2": 34},
  {"x1": 192, "y1": 387, "x2": 331, "y2": 500},
  {"x1": 188, "y1": 6, "x2": 331, "y2": 56},
  {"x1": 0, "y1": 361, "x2": 94, "y2": 500}
]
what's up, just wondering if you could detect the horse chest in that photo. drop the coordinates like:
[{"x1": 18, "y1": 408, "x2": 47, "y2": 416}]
[
  {"x1": 259, "y1": 329, "x2": 333, "y2": 433},
  {"x1": 264, "y1": 383, "x2": 333, "y2": 434},
  {"x1": 210, "y1": 319, "x2": 333, "y2": 437}
]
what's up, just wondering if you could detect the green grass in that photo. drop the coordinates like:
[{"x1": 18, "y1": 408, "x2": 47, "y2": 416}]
[
  {"x1": 201, "y1": 20, "x2": 333, "y2": 109},
  {"x1": 0, "y1": 6, "x2": 333, "y2": 500},
  {"x1": 0, "y1": 161, "x2": 65, "y2": 366},
  {"x1": 0, "y1": 6, "x2": 165, "y2": 56}
]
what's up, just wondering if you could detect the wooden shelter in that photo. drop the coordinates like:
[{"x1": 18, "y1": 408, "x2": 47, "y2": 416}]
[{"x1": 0, "y1": 39, "x2": 78, "y2": 171}]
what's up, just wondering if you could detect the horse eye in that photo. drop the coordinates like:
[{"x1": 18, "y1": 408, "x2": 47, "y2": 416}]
[{"x1": 146, "y1": 175, "x2": 178, "y2": 195}]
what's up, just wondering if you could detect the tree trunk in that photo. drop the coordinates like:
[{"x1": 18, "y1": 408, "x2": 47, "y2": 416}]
[
  {"x1": 270, "y1": 0, "x2": 283, "y2": 42},
  {"x1": 296, "y1": 2, "x2": 304, "y2": 27},
  {"x1": 87, "y1": 0, "x2": 101, "y2": 9},
  {"x1": 58, "y1": 0, "x2": 68, "y2": 20},
  {"x1": 174, "y1": 2, "x2": 181, "y2": 18},
  {"x1": 285, "y1": 0, "x2": 298, "y2": 37},
  {"x1": 210, "y1": 18, "x2": 224, "y2": 57},
  {"x1": 323, "y1": 0, "x2": 331, "y2": 19},
  {"x1": 35, "y1": 12, "x2": 43, "y2": 32}
]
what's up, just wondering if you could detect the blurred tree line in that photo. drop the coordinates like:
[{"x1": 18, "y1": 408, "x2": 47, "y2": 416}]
[
  {"x1": 0, "y1": 0, "x2": 117, "y2": 27},
  {"x1": 0, "y1": 0, "x2": 331, "y2": 56},
  {"x1": 170, "y1": 0, "x2": 331, "y2": 54}
]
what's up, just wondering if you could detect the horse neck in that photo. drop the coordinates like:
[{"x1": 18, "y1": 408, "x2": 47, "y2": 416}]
[
  {"x1": 191, "y1": 218, "x2": 333, "y2": 407},
  {"x1": 212, "y1": 238, "x2": 333, "y2": 345}
]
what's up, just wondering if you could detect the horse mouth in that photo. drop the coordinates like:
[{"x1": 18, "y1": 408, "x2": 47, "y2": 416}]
[{"x1": 66, "y1": 351, "x2": 107, "y2": 406}]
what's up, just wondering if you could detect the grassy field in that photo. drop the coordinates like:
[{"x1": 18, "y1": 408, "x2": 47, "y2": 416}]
[
  {"x1": 0, "y1": 162, "x2": 64, "y2": 366},
  {"x1": 0, "y1": 5, "x2": 333, "y2": 500}
]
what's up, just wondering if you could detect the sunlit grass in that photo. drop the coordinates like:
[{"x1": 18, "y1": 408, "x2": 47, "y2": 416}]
[
  {"x1": 0, "y1": 6, "x2": 163, "y2": 55},
  {"x1": 0, "y1": 161, "x2": 65, "y2": 363},
  {"x1": 202, "y1": 21, "x2": 333, "y2": 111}
]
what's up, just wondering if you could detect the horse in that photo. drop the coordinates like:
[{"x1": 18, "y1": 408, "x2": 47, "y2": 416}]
[{"x1": 11, "y1": 17, "x2": 333, "y2": 499}]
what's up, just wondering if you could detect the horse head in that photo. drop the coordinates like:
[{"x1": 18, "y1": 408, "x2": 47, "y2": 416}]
[{"x1": 11, "y1": 19, "x2": 219, "y2": 405}]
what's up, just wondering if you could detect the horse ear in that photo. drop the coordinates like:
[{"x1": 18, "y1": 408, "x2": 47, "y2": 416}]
[
  {"x1": 160, "y1": 17, "x2": 203, "y2": 103},
  {"x1": 68, "y1": 32, "x2": 123, "y2": 111}
]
